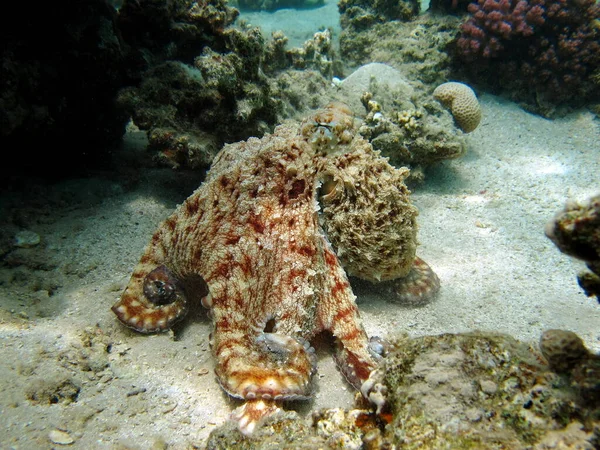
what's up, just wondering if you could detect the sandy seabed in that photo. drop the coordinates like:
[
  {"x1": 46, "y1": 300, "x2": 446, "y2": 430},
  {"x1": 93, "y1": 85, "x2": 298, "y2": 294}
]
[{"x1": 0, "y1": 94, "x2": 598, "y2": 449}]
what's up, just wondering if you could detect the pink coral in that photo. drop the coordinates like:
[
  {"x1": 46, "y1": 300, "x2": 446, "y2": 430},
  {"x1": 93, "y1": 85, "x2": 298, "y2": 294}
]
[{"x1": 455, "y1": 0, "x2": 600, "y2": 107}]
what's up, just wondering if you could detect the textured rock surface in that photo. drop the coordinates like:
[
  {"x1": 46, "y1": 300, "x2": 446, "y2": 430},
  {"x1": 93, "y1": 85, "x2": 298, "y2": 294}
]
[
  {"x1": 338, "y1": 13, "x2": 462, "y2": 88},
  {"x1": 539, "y1": 329, "x2": 591, "y2": 373},
  {"x1": 231, "y1": 0, "x2": 324, "y2": 10},
  {"x1": 206, "y1": 331, "x2": 600, "y2": 448},
  {"x1": 378, "y1": 332, "x2": 599, "y2": 448},
  {"x1": 118, "y1": 26, "x2": 339, "y2": 170},
  {"x1": 546, "y1": 194, "x2": 600, "y2": 303}
]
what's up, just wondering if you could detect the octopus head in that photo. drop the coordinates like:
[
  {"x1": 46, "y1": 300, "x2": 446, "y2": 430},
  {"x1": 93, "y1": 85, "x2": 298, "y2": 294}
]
[{"x1": 301, "y1": 102, "x2": 357, "y2": 153}]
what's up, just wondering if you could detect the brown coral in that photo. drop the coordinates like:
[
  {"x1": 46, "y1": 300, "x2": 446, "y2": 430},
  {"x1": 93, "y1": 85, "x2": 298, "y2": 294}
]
[{"x1": 433, "y1": 82, "x2": 482, "y2": 133}]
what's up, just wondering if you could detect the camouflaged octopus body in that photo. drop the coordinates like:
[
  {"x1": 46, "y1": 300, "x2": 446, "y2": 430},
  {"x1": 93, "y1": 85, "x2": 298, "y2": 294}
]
[{"x1": 112, "y1": 103, "x2": 438, "y2": 433}]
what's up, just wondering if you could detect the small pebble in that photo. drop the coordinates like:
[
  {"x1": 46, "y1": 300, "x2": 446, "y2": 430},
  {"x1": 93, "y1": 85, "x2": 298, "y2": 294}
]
[
  {"x1": 48, "y1": 429, "x2": 74, "y2": 445},
  {"x1": 127, "y1": 387, "x2": 147, "y2": 397},
  {"x1": 14, "y1": 230, "x2": 41, "y2": 248},
  {"x1": 479, "y1": 379, "x2": 498, "y2": 395},
  {"x1": 465, "y1": 407, "x2": 483, "y2": 422}
]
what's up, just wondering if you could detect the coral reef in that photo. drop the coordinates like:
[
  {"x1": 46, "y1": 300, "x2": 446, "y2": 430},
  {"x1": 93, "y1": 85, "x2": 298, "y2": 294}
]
[
  {"x1": 284, "y1": 30, "x2": 340, "y2": 79},
  {"x1": 206, "y1": 331, "x2": 600, "y2": 448},
  {"x1": 339, "y1": 13, "x2": 462, "y2": 87},
  {"x1": 328, "y1": 64, "x2": 466, "y2": 181},
  {"x1": 117, "y1": 0, "x2": 239, "y2": 66},
  {"x1": 117, "y1": 30, "x2": 279, "y2": 170},
  {"x1": 433, "y1": 81, "x2": 482, "y2": 133},
  {"x1": 454, "y1": 0, "x2": 600, "y2": 116},
  {"x1": 0, "y1": 0, "x2": 131, "y2": 180},
  {"x1": 429, "y1": 0, "x2": 477, "y2": 14},
  {"x1": 359, "y1": 94, "x2": 466, "y2": 182},
  {"x1": 112, "y1": 104, "x2": 439, "y2": 433},
  {"x1": 339, "y1": 0, "x2": 421, "y2": 29},
  {"x1": 545, "y1": 194, "x2": 600, "y2": 303},
  {"x1": 118, "y1": 17, "x2": 339, "y2": 169},
  {"x1": 231, "y1": 0, "x2": 324, "y2": 11}
]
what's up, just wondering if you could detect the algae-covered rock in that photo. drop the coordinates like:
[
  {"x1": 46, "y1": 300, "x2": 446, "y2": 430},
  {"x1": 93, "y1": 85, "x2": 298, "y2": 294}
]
[
  {"x1": 339, "y1": 0, "x2": 421, "y2": 30},
  {"x1": 231, "y1": 0, "x2": 324, "y2": 11},
  {"x1": 339, "y1": 13, "x2": 462, "y2": 88},
  {"x1": 378, "y1": 332, "x2": 599, "y2": 448},
  {"x1": 546, "y1": 194, "x2": 600, "y2": 303},
  {"x1": 118, "y1": 25, "x2": 339, "y2": 170},
  {"x1": 206, "y1": 331, "x2": 599, "y2": 448},
  {"x1": 539, "y1": 329, "x2": 600, "y2": 405}
]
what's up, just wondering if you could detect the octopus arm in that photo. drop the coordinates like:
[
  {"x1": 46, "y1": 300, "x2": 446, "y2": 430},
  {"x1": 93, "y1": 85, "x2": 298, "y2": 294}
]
[
  {"x1": 317, "y1": 244, "x2": 379, "y2": 389},
  {"x1": 111, "y1": 228, "x2": 189, "y2": 333}
]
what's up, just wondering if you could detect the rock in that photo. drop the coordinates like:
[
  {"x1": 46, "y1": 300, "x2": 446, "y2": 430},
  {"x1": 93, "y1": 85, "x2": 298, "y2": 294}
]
[
  {"x1": 333, "y1": 63, "x2": 415, "y2": 116},
  {"x1": 14, "y1": 230, "x2": 41, "y2": 248},
  {"x1": 48, "y1": 429, "x2": 74, "y2": 445}
]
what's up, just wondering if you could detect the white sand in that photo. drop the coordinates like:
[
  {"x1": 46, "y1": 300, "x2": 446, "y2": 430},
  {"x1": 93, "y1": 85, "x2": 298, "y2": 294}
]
[{"x1": 0, "y1": 93, "x2": 598, "y2": 448}]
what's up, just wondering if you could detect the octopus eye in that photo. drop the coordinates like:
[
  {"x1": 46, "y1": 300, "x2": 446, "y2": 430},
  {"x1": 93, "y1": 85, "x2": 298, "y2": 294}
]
[
  {"x1": 143, "y1": 265, "x2": 178, "y2": 305},
  {"x1": 368, "y1": 336, "x2": 388, "y2": 359},
  {"x1": 317, "y1": 174, "x2": 338, "y2": 202}
]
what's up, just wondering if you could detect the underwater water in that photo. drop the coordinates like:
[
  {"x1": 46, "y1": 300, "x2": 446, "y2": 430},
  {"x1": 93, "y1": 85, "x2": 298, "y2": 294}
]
[
  {"x1": 1, "y1": 0, "x2": 599, "y2": 448},
  {"x1": 238, "y1": 0, "x2": 341, "y2": 47}
]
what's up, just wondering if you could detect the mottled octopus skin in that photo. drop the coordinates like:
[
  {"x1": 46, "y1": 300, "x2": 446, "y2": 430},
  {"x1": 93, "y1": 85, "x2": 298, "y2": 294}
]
[{"x1": 112, "y1": 103, "x2": 437, "y2": 433}]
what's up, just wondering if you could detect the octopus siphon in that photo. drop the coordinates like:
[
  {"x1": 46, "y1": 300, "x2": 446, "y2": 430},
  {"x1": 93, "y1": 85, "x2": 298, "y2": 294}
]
[{"x1": 112, "y1": 103, "x2": 440, "y2": 434}]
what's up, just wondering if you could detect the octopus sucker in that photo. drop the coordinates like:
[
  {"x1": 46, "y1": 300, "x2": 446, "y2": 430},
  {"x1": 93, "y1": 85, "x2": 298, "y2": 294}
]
[
  {"x1": 232, "y1": 399, "x2": 283, "y2": 436},
  {"x1": 112, "y1": 103, "x2": 439, "y2": 434}
]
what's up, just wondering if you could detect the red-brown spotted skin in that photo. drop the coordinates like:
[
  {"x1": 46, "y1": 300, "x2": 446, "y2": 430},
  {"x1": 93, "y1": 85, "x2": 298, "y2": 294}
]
[{"x1": 112, "y1": 103, "x2": 436, "y2": 434}]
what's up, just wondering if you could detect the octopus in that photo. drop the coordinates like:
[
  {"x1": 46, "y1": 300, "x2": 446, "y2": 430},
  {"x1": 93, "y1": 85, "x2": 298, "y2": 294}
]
[{"x1": 112, "y1": 103, "x2": 440, "y2": 434}]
